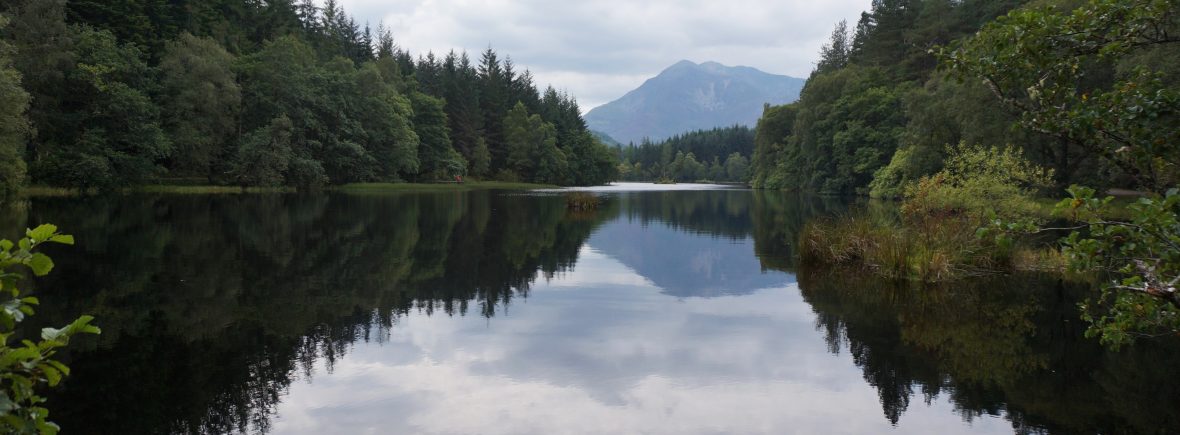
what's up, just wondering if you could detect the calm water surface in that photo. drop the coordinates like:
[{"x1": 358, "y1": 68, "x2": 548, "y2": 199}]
[{"x1": 4, "y1": 183, "x2": 1178, "y2": 434}]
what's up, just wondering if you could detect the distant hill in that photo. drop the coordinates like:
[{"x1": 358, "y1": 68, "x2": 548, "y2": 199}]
[
  {"x1": 590, "y1": 129, "x2": 622, "y2": 147},
  {"x1": 585, "y1": 60, "x2": 805, "y2": 145}
]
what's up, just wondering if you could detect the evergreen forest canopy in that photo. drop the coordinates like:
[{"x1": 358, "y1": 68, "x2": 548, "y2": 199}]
[
  {"x1": 0, "y1": 0, "x2": 618, "y2": 194},
  {"x1": 750, "y1": 0, "x2": 1179, "y2": 197},
  {"x1": 617, "y1": 125, "x2": 754, "y2": 182}
]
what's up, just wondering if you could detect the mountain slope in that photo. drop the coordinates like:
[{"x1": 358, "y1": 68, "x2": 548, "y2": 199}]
[{"x1": 585, "y1": 60, "x2": 805, "y2": 145}]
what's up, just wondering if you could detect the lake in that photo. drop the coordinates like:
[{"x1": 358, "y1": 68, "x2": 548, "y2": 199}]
[{"x1": 5, "y1": 183, "x2": 1178, "y2": 434}]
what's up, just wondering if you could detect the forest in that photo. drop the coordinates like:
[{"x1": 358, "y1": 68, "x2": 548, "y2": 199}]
[
  {"x1": 616, "y1": 125, "x2": 753, "y2": 182},
  {"x1": 763, "y1": 0, "x2": 1179, "y2": 348},
  {"x1": 0, "y1": 0, "x2": 618, "y2": 194},
  {"x1": 751, "y1": 0, "x2": 1178, "y2": 197}
]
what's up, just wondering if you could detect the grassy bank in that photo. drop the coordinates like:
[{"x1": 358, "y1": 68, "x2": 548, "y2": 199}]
[{"x1": 18, "y1": 181, "x2": 553, "y2": 197}]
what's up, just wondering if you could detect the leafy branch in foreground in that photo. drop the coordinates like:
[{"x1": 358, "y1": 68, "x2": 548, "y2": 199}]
[
  {"x1": 0, "y1": 224, "x2": 99, "y2": 434},
  {"x1": 1057, "y1": 187, "x2": 1180, "y2": 348},
  {"x1": 942, "y1": 0, "x2": 1180, "y2": 349},
  {"x1": 940, "y1": 0, "x2": 1180, "y2": 191}
]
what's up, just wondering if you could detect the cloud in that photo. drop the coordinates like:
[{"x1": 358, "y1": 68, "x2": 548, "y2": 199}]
[
  {"x1": 265, "y1": 246, "x2": 1014, "y2": 434},
  {"x1": 330, "y1": 0, "x2": 872, "y2": 109}
]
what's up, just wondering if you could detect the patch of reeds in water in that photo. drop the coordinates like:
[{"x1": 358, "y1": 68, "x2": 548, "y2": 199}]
[
  {"x1": 565, "y1": 192, "x2": 601, "y2": 211},
  {"x1": 799, "y1": 213, "x2": 1068, "y2": 282}
]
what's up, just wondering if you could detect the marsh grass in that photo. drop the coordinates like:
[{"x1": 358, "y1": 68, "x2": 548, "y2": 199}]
[
  {"x1": 799, "y1": 211, "x2": 1061, "y2": 282},
  {"x1": 565, "y1": 192, "x2": 601, "y2": 210}
]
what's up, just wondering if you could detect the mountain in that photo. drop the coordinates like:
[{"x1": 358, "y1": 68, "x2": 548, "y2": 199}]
[
  {"x1": 585, "y1": 60, "x2": 805, "y2": 145},
  {"x1": 586, "y1": 218, "x2": 792, "y2": 298},
  {"x1": 590, "y1": 129, "x2": 622, "y2": 147}
]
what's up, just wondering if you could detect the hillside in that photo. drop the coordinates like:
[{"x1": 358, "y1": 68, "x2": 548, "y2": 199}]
[{"x1": 585, "y1": 60, "x2": 804, "y2": 145}]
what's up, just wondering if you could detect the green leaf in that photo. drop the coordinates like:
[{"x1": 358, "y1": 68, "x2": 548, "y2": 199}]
[
  {"x1": 0, "y1": 240, "x2": 11, "y2": 251},
  {"x1": 27, "y1": 253, "x2": 54, "y2": 277},
  {"x1": 42, "y1": 365, "x2": 62, "y2": 387},
  {"x1": 26, "y1": 225, "x2": 58, "y2": 243},
  {"x1": 47, "y1": 234, "x2": 74, "y2": 246},
  {"x1": 40, "y1": 327, "x2": 63, "y2": 342},
  {"x1": 0, "y1": 392, "x2": 17, "y2": 413},
  {"x1": 45, "y1": 360, "x2": 70, "y2": 377}
]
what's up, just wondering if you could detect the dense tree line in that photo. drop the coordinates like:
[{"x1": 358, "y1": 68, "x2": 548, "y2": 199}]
[
  {"x1": 750, "y1": 0, "x2": 1176, "y2": 196},
  {"x1": 617, "y1": 125, "x2": 753, "y2": 182},
  {"x1": 0, "y1": 0, "x2": 616, "y2": 194},
  {"x1": 6, "y1": 191, "x2": 612, "y2": 432},
  {"x1": 760, "y1": 0, "x2": 1180, "y2": 347}
]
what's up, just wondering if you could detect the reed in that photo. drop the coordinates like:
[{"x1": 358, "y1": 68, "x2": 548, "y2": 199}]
[
  {"x1": 565, "y1": 192, "x2": 601, "y2": 210},
  {"x1": 799, "y1": 212, "x2": 1048, "y2": 282}
]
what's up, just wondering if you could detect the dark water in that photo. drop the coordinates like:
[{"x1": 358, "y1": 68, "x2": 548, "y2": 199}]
[{"x1": 3, "y1": 184, "x2": 1178, "y2": 434}]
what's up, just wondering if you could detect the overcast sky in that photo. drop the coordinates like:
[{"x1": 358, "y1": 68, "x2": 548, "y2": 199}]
[{"x1": 330, "y1": 0, "x2": 873, "y2": 111}]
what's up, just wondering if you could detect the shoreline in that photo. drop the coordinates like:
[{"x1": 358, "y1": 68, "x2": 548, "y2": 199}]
[{"x1": 16, "y1": 181, "x2": 557, "y2": 197}]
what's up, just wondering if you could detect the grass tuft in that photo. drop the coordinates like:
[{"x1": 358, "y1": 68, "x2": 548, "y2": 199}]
[{"x1": 799, "y1": 212, "x2": 1062, "y2": 282}]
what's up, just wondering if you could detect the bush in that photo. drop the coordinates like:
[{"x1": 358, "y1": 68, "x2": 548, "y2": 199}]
[
  {"x1": 868, "y1": 144, "x2": 943, "y2": 198},
  {"x1": 901, "y1": 143, "x2": 1053, "y2": 223},
  {"x1": 802, "y1": 145, "x2": 1061, "y2": 281}
]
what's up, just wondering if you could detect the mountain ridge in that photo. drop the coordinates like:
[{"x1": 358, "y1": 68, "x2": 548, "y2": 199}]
[{"x1": 586, "y1": 60, "x2": 805, "y2": 145}]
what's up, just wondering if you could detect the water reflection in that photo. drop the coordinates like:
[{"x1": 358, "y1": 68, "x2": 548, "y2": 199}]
[
  {"x1": 1, "y1": 188, "x2": 1176, "y2": 434},
  {"x1": 798, "y1": 269, "x2": 1180, "y2": 433}
]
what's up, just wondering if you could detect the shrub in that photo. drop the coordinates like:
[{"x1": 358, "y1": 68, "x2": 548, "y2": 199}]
[
  {"x1": 1, "y1": 224, "x2": 100, "y2": 434},
  {"x1": 902, "y1": 143, "x2": 1053, "y2": 223},
  {"x1": 868, "y1": 144, "x2": 943, "y2": 199}
]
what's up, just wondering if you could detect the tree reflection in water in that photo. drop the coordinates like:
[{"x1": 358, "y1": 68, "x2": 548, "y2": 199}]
[{"x1": 1, "y1": 188, "x2": 1176, "y2": 434}]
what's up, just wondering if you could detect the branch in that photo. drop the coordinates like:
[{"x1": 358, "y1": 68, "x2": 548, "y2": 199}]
[{"x1": 1111, "y1": 260, "x2": 1180, "y2": 310}]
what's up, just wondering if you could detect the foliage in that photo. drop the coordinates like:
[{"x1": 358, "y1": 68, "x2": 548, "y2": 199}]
[
  {"x1": 941, "y1": 0, "x2": 1180, "y2": 192},
  {"x1": 159, "y1": 32, "x2": 240, "y2": 180},
  {"x1": 723, "y1": 152, "x2": 750, "y2": 182},
  {"x1": 814, "y1": 20, "x2": 851, "y2": 76},
  {"x1": 0, "y1": 224, "x2": 99, "y2": 434},
  {"x1": 28, "y1": 25, "x2": 170, "y2": 191},
  {"x1": 410, "y1": 91, "x2": 465, "y2": 180},
  {"x1": 752, "y1": 0, "x2": 1028, "y2": 194},
  {"x1": 803, "y1": 143, "x2": 1057, "y2": 281},
  {"x1": 750, "y1": 104, "x2": 797, "y2": 188},
  {"x1": 618, "y1": 125, "x2": 754, "y2": 182},
  {"x1": 0, "y1": 0, "x2": 615, "y2": 191},
  {"x1": 470, "y1": 137, "x2": 491, "y2": 178},
  {"x1": 227, "y1": 115, "x2": 292, "y2": 187},
  {"x1": 901, "y1": 143, "x2": 1053, "y2": 222},
  {"x1": 503, "y1": 102, "x2": 565, "y2": 184},
  {"x1": 940, "y1": 0, "x2": 1180, "y2": 348},
  {"x1": 1058, "y1": 186, "x2": 1180, "y2": 348},
  {"x1": 0, "y1": 15, "x2": 29, "y2": 198},
  {"x1": 754, "y1": 65, "x2": 909, "y2": 194},
  {"x1": 867, "y1": 145, "x2": 941, "y2": 198}
]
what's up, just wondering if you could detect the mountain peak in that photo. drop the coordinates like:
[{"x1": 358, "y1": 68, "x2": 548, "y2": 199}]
[{"x1": 585, "y1": 61, "x2": 804, "y2": 145}]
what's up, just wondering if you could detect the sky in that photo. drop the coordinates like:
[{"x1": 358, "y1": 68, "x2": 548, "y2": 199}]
[
  {"x1": 329, "y1": 0, "x2": 873, "y2": 111},
  {"x1": 264, "y1": 239, "x2": 1015, "y2": 434}
]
